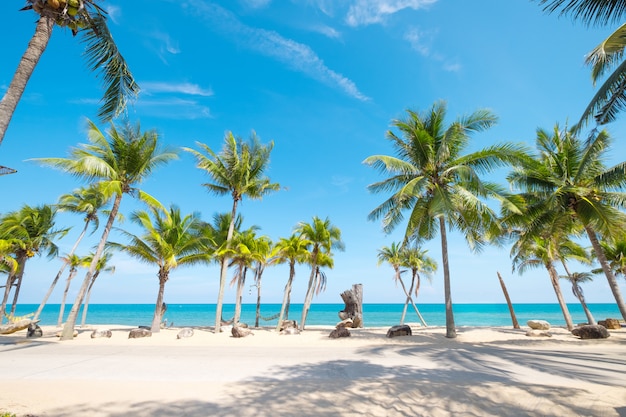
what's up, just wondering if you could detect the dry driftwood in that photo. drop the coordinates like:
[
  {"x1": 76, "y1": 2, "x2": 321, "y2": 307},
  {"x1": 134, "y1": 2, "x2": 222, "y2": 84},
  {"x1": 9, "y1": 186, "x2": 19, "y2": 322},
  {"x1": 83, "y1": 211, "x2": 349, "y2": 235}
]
[
  {"x1": 0, "y1": 319, "x2": 39, "y2": 335},
  {"x1": 338, "y1": 284, "x2": 363, "y2": 328}
]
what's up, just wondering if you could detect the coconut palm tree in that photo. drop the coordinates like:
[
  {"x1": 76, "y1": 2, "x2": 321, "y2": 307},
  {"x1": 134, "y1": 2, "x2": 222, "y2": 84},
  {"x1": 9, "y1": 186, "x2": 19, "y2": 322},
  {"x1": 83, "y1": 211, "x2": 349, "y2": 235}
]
[
  {"x1": 251, "y1": 235, "x2": 276, "y2": 328},
  {"x1": 399, "y1": 245, "x2": 437, "y2": 326},
  {"x1": 34, "y1": 184, "x2": 109, "y2": 321},
  {"x1": 296, "y1": 216, "x2": 344, "y2": 331},
  {"x1": 32, "y1": 119, "x2": 178, "y2": 339},
  {"x1": 0, "y1": 204, "x2": 65, "y2": 322},
  {"x1": 538, "y1": 1, "x2": 626, "y2": 127},
  {"x1": 598, "y1": 239, "x2": 626, "y2": 278},
  {"x1": 507, "y1": 124, "x2": 626, "y2": 321},
  {"x1": 56, "y1": 253, "x2": 89, "y2": 327},
  {"x1": 561, "y1": 271, "x2": 597, "y2": 325},
  {"x1": 274, "y1": 233, "x2": 311, "y2": 331},
  {"x1": 80, "y1": 249, "x2": 115, "y2": 327},
  {"x1": 364, "y1": 101, "x2": 528, "y2": 338},
  {"x1": 184, "y1": 132, "x2": 280, "y2": 333},
  {"x1": 227, "y1": 227, "x2": 261, "y2": 326},
  {"x1": 0, "y1": 0, "x2": 138, "y2": 146},
  {"x1": 108, "y1": 205, "x2": 205, "y2": 332}
]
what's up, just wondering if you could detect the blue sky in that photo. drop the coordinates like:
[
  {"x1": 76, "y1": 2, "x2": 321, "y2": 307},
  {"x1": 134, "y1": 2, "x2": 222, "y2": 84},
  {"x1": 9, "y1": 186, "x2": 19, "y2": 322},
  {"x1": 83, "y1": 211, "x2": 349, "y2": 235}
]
[{"x1": 1, "y1": 0, "x2": 625, "y2": 308}]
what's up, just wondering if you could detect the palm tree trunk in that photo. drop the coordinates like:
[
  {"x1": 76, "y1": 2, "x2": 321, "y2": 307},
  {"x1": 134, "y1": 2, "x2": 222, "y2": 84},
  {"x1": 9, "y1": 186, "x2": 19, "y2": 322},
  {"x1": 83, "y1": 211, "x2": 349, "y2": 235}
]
[
  {"x1": 234, "y1": 266, "x2": 246, "y2": 325},
  {"x1": 0, "y1": 256, "x2": 26, "y2": 324},
  {"x1": 57, "y1": 269, "x2": 77, "y2": 327},
  {"x1": 300, "y1": 258, "x2": 318, "y2": 331},
  {"x1": 585, "y1": 225, "x2": 626, "y2": 321},
  {"x1": 80, "y1": 272, "x2": 100, "y2": 327},
  {"x1": 60, "y1": 193, "x2": 123, "y2": 340},
  {"x1": 546, "y1": 262, "x2": 574, "y2": 330},
  {"x1": 497, "y1": 271, "x2": 520, "y2": 329},
  {"x1": 0, "y1": 16, "x2": 54, "y2": 146},
  {"x1": 151, "y1": 271, "x2": 168, "y2": 333},
  {"x1": 276, "y1": 262, "x2": 295, "y2": 331},
  {"x1": 254, "y1": 265, "x2": 264, "y2": 328},
  {"x1": 215, "y1": 199, "x2": 239, "y2": 333},
  {"x1": 572, "y1": 284, "x2": 596, "y2": 325},
  {"x1": 399, "y1": 275, "x2": 415, "y2": 325},
  {"x1": 35, "y1": 220, "x2": 90, "y2": 321},
  {"x1": 439, "y1": 217, "x2": 456, "y2": 338}
]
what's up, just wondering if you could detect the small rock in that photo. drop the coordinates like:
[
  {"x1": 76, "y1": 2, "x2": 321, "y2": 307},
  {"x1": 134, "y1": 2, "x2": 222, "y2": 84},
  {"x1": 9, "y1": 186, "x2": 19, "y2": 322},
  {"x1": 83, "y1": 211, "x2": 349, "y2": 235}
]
[
  {"x1": 91, "y1": 329, "x2": 112, "y2": 338},
  {"x1": 232, "y1": 326, "x2": 253, "y2": 338},
  {"x1": 598, "y1": 318, "x2": 621, "y2": 330},
  {"x1": 177, "y1": 328, "x2": 194, "y2": 339},
  {"x1": 527, "y1": 320, "x2": 551, "y2": 330},
  {"x1": 525, "y1": 329, "x2": 552, "y2": 337},
  {"x1": 386, "y1": 325, "x2": 412, "y2": 338},
  {"x1": 329, "y1": 327, "x2": 350, "y2": 338},
  {"x1": 128, "y1": 328, "x2": 152, "y2": 339},
  {"x1": 280, "y1": 327, "x2": 300, "y2": 335},
  {"x1": 572, "y1": 325, "x2": 610, "y2": 339},
  {"x1": 27, "y1": 323, "x2": 42, "y2": 338}
]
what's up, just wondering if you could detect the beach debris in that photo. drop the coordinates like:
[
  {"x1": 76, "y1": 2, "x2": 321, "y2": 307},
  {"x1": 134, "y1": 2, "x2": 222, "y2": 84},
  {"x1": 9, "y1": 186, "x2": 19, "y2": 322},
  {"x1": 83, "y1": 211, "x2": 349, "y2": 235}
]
[
  {"x1": 525, "y1": 330, "x2": 552, "y2": 337},
  {"x1": 232, "y1": 325, "x2": 253, "y2": 338},
  {"x1": 338, "y1": 284, "x2": 363, "y2": 328},
  {"x1": 177, "y1": 328, "x2": 194, "y2": 339},
  {"x1": 0, "y1": 318, "x2": 39, "y2": 335},
  {"x1": 27, "y1": 323, "x2": 43, "y2": 338},
  {"x1": 280, "y1": 327, "x2": 300, "y2": 335},
  {"x1": 598, "y1": 318, "x2": 621, "y2": 330},
  {"x1": 386, "y1": 324, "x2": 412, "y2": 338},
  {"x1": 572, "y1": 325, "x2": 610, "y2": 339},
  {"x1": 129, "y1": 328, "x2": 152, "y2": 339},
  {"x1": 527, "y1": 320, "x2": 551, "y2": 330},
  {"x1": 91, "y1": 329, "x2": 112, "y2": 338},
  {"x1": 329, "y1": 327, "x2": 350, "y2": 338},
  {"x1": 279, "y1": 320, "x2": 300, "y2": 335},
  {"x1": 56, "y1": 329, "x2": 78, "y2": 338}
]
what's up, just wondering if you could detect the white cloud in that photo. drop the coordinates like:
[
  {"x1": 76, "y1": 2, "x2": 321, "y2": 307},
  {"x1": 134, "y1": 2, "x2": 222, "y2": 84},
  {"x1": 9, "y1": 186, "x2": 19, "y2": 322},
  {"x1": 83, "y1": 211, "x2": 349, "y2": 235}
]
[
  {"x1": 346, "y1": 0, "x2": 438, "y2": 27},
  {"x1": 404, "y1": 27, "x2": 430, "y2": 56},
  {"x1": 141, "y1": 82, "x2": 213, "y2": 97},
  {"x1": 311, "y1": 24, "x2": 342, "y2": 39},
  {"x1": 105, "y1": 5, "x2": 121, "y2": 24},
  {"x1": 182, "y1": 0, "x2": 369, "y2": 101},
  {"x1": 136, "y1": 98, "x2": 212, "y2": 120}
]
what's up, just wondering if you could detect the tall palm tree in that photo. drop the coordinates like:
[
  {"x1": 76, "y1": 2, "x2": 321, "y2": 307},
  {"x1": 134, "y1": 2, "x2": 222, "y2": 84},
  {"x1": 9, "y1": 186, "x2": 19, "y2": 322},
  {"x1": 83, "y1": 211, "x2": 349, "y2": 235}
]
[
  {"x1": 507, "y1": 124, "x2": 626, "y2": 321},
  {"x1": 0, "y1": 204, "x2": 65, "y2": 322},
  {"x1": 538, "y1": 1, "x2": 626, "y2": 127},
  {"x1": 184, "y1": 132, "x2": 280, "y2": 333},
  {"x1": 296, "y1": 216, "x2": 344, "y2": 331},
  {"x1": 34, "y1": 184, "x2": 109, "y2": 321},
  {"x1": 57, "y1": 254, "x2": 88, "y2": 327},
  {"x1": 561, "y1": 271, "x2": 597, "y2": 325},
  {"x1": 274, "y1": 233, "x2": 311, "y2": 331},
  {"x1": 108, "y1": 205, "x2": 205, "y2": 332},
  {"x1": 364, "y1": 101, "x2": 528, "y2": 338},
  {"x1": 0, "y1": 0, "x2": 138, "y2": 146},
  {"x1": 33, "y1": 119, "x2": 178, "y2": 339},
  {"x1": 80, "y1": 249, "x2": 115, "y2": 327}
]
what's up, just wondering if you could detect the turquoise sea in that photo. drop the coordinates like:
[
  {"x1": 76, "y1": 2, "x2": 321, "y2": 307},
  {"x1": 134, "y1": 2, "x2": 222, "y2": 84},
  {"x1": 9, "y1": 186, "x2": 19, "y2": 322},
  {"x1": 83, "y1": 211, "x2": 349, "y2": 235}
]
[{"x1": 8, "y1": 303, "x2": 623, "y2": 328}]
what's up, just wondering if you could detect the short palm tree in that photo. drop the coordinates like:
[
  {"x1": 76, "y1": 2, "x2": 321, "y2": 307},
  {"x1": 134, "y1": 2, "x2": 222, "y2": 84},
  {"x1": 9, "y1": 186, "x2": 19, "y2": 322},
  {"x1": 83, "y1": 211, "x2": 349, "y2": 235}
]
[
  {"x1": 34, "y1": 184, "x2": 110, "y2": 321},
  {"x1": 274, "y1": 233, "x2": 311, "y2": 331},
  {"x1": 251, "y1": 235, "x2": 276, "y2": 328},
  {"x1": 364, "y1": 101, "x2": 528, "y2": 338},
  {"x1": 80, "y1": 249, "x2": 115, "y2": 327},
  {"x1": 108, "y1": 205, "x2": 205, "y2": 332},
  {"x1": 296, "y1": 216, "x2": 344, "y2": 331},
  {"x1": 57, "y1": 254, "x2": 89, "y2": 327},
  {"x1": 0, "y1": 204, "x2": 65, "y2": 322},
  {"x1": 33, "y1": 119, "x2": 178, "y2": 339},
  {"x1": 507, "y1": 124, "x2": 626, "y2": 321},
  {"x1": 561, "y1": 271, "x2": 596, "y2": 325},
  {"x1": 227, "y1": 227, "x2": 261, "y2": 326},
  {"x1": 184, "y1": 132, "x2": 280, "y2": 333},
  {"x1": 0, "y1": 0, "x2": 138, "y2": 145}
]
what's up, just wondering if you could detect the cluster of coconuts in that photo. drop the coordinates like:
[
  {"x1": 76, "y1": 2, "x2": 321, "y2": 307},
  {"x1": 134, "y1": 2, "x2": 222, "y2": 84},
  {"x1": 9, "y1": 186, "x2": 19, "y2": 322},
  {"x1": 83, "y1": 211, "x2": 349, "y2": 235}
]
[{"x1": 32, "y1": 0, "x2": 86, "y2": 30}]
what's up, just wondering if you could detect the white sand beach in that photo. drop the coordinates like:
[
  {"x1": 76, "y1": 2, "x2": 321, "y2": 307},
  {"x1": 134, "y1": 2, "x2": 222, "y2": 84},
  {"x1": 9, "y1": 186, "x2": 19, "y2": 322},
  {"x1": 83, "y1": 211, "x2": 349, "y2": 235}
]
[{"x1": 1, "y1": 324, "x2": 625, "y2": 417}]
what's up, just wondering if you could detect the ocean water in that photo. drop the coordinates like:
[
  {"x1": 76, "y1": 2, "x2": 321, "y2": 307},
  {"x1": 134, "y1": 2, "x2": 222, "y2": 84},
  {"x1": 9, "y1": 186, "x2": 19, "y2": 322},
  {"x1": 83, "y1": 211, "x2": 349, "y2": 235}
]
[{"x1": 7, "y1": 303, "x2": 623, "y2": 328}]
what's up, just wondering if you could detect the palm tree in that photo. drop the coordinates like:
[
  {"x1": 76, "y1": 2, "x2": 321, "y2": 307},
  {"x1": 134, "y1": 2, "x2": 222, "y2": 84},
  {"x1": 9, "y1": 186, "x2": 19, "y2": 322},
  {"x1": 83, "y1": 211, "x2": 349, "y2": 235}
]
[
  {"x1": 227, "y1": 227, "x2": 261, "y2": 326},
  {"x1": 251, "y1": 235, "x2": 276, "y2": 328},
  {"x1": 0, "y1": 240, "x2": 18, "y2": 275},
  {"x1": 364, "y1": 101, "x2": 528, "y2": 338},
  {"x1": 399, "y1": 245, "x2": 437, "y2": 326},
  {"x1": 561, "y1": 271, "x2": 597, "y2": 325},
  {"x1": 33, "y1": 119, "x2": 178, "y2": 339},
  {"x1": 57, "y1": 254, "x2": 88, "y2": 327},
  {"x1": 0, "y1": 0, "x2": 138, "y2": 146},
  {"x1": 507, "y1": 124, "x2": 626, "y2": 321},
  {"x1": 108, "y1": 205, "x2": 205, "y2": 332},
  {"x1": 80, "y1": 249, "x2": 115, "y2": 327},
  {"x1": 34, "y1": 184, "x2": 109, "y2": 321},
  {"x1": 274, "y1": 233, "x2": 311, "y2": 331},
  {"x1": 0, "y1": 204, "x2": 65, "y2": 322},
  {"x1": 184, "y1": 132, "x2": 280, "y2": 333},
  {"x1": 598, "y1": 239, "x2": 626, "y2": 278},
  {"x1": 296, "y1": 216, "x2": 344, "y2": 331},
  {"x1": 537, "y1": 1, "x2": 626, "y2": 127}
]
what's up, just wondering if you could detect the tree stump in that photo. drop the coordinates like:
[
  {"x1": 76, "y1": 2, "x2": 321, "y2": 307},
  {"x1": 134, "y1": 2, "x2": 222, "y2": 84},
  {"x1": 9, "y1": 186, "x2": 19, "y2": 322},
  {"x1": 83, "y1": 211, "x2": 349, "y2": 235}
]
[{"x1": 338, "y1": 284, "x2": 363, "y2": 328}]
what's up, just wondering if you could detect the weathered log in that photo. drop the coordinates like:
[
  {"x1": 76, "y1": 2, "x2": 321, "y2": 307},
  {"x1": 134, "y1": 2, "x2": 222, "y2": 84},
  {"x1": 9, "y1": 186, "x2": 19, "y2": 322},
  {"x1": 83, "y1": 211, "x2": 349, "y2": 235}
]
[
  {"x1": 0, "y1": 319, "x2": 39, "y2": 335},
  {"x1": 129, "y1": 328, "x2": 152, "y2": 339},
  {"x1": 232, "y1": 325, "x2": 253, "y2": 338},
  {"x1": 27, "y1": 323, "x2": 43, "y2": 338},
  {"x1": 338, "y1": 283, "x2": 363, "y2": 328}
]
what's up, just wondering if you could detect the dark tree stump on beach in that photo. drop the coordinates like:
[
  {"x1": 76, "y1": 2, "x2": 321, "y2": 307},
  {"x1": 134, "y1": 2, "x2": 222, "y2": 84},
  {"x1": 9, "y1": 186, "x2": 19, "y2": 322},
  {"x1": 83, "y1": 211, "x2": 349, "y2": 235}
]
[
  {"x1": 129, "y1": 328, "x2": 152, "y2": 339},
  {"x1": 338, "y1": 284, "x2": 363, "y2": 328},
  {"x1": 572, "y1": 325, "x2": 610, "y2": 339},
  {"x1": 387, "y1": 325, "x2": 412, "y2": 338}
]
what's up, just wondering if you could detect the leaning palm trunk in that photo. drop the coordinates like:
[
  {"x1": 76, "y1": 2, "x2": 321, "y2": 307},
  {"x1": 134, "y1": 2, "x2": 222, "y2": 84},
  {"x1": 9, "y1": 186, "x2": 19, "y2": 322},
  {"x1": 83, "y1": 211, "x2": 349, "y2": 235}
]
[
  {"x1": 546, "y1": 262, "x2": 574, "y2": 330},
  {"x1": 57, "y1": 268, "x2": 78, "y2": 327},
  {"x1": 399, "y1": 276, "x2": 414, "y2": 325},
  {"x1": 276, "y1": 262, "x2": 296, "y2": 331},
  {"x1": 34, "y1": 219, "x2": 90, "y2": 321},
  {"x1": 254, "y1": 265, "x2": 265, "y2": 328},
  {"x1": 0, "y1": 257, "x2": 26, "y2": 324},
  {"x1": 151, "y1": 271, "x2": 168, "y2": 333},
  {"x1": 233, "y1": 266, "x2": 246, "y2": 325},
  {"x1": 80, "y1": 272, "x2": 99, "y2": 327},
  {"x1": 60, "y1": 194, "x2": 122, "y2": 340},
  {"x1": 300, "y1": 258, "x2": 318, "y2": 331},
  {"x1": 585, "y1": 225, "x2": 626, "y2": 321},
  {"x1": 214, "y1": 201, "x2": 239, "y2": 333},
  {"x1": 573, "y1": 285, "x2": 596, "y2": 325},
  {"x1": 439, "y1": 217, "x2": 456, "y2": 338},
  {"x1": 0, "y1": 16, "x2": 54, "y2": 146}
]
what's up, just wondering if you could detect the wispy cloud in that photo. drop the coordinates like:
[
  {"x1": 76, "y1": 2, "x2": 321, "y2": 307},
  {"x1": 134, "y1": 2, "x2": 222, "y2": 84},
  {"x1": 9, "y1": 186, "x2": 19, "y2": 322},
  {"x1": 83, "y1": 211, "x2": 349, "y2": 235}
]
[
  {"x1": 141, "y1": 82, "x2": 213, "y2": 97},
  {"x1": 182, "y1": 0, "x2": 369, "y2": 101},
  {"x1": 105, "y1": 5, "x2": 121, "y2": 24},
  {"x1": 404, "y1": 26, "x2": 461, "y2": 72},
  {"x1": 346, "y1": 0, "x2": 438, "y2": 27},
  {"x1": 135, "y1": 98, "x2": 212, "y2": 120},
  {"x1": 311, "y1": 24, "x2": 342, "y2": 39}
]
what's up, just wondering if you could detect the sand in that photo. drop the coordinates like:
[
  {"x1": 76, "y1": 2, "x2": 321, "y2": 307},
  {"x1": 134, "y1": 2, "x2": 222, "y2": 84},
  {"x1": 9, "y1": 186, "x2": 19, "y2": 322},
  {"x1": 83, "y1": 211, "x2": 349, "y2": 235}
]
[{"x1": 0, "y1": 324, "x2": 625, "y2": 417}]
